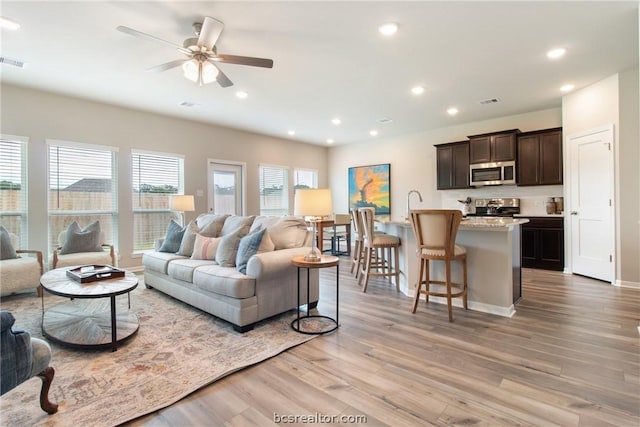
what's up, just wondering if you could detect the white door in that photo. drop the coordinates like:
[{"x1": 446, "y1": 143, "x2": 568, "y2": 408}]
[
  {"x1": 208, "y1": 160, "x2": 245, "y2": 215},
  {"x1": 568, "y1": 125, "x2": 615, "y2": 282}
]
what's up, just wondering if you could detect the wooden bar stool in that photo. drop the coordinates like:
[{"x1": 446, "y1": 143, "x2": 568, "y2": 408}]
[
  {"x1": 357, "y1": 207, "x2": 400, "y2": 293},
  {"x1": 349, "y1": 208, "x2": 364, "y2": 278},
  {"x1": 409, "y1": 209, "x2": 468, "y2": 322}
]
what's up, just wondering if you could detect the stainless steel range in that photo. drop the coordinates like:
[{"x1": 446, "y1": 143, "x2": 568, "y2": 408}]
[{"x1": 473, "y1": 198, "x2": 520, "y2": 217}]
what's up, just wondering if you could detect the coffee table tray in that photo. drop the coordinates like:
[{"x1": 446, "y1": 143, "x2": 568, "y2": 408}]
[{"x1": 66, "y1": 265, "x2": 125, "y2": 283}]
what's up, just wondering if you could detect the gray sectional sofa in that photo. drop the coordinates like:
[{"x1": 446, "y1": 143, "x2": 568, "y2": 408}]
[{"x1": 142, "y1": 214, "x2": 319, "y2": 332}]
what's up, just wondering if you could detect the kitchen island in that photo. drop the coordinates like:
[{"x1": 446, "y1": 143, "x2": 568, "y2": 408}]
[{"x1": 379, "y1": 217, "x2": 529, "y2": 317}]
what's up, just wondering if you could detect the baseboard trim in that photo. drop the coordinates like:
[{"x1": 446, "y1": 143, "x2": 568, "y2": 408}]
[
  {"x1": 426, "y1": 296, "x2": 516, "y2": 318},
  {"x1": 614, "y1": 279, "x2": 640, "y2": 289}
]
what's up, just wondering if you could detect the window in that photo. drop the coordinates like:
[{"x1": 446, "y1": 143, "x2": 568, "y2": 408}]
[
  {"x1": 48, "y1": 140, "x2": 118, "y2": 254},
  {"x1": 132, "y1": 150, "x2": 184, "y2": 251},
  {"x1": 259, "y1": 165, "x2": 289, "y2": 216},
  {"x1": 293, "y1": 168, "x2": 318, "y2": 190},
  {"x1": 0, "y1": 136, "x2": 28, "y2": 247}
]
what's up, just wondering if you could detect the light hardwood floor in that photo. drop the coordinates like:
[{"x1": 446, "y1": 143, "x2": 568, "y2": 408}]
[{"x1": 126, "y1": 261, "x2": 640, "y2": 426}]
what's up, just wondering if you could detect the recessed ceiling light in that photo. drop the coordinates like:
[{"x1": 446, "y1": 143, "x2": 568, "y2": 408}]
[
  {"x1": 447, "y1": 107, "x2": 459, "y2": 116},
  {"x1": 411, "y1": 86, "x2": 425, "y2": 95},
  {"x1": 369, "y1": 130, "x2": 379, "y2": 137},
  {"x1": 560, "y1": 84, "x2": 575, "y2": 93},
  {"x1": 378, "y1": 22, "x2": 398, "y2": 36},
  {"x1": 235, "y1": 91, "x2": 248, "y2": 99},
  {"x1": 0, "y1": 17, "x2": 20, "y2": 31},
  {"x1": 547, "y1": 48, "x2": 566, "y2": 59},
  {"x1": 287, "y1": 130, "x2": 295, "y2": 136},
  {"x1": 326, "y1": 139, "x2": 334, "y2": 144},
  {"x1": 331, "y1": 118, "x2": 341, "y2": 125}
]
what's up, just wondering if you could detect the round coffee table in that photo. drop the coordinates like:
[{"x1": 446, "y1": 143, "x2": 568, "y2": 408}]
[{"x1": 40, "y1": 267, "x2": 139, "y2": 352}]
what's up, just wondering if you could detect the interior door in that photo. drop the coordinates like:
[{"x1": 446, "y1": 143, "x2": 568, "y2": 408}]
[
  {"x1": 208, "y1": 160, "x2": 245, "y2": 215},
  {"x1": 568, "y1": 125, "x2": 614, "y2": 282}
]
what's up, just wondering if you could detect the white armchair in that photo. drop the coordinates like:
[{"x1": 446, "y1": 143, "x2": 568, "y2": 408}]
[{"x1": 0, "y1": 233, "x2": 44, "y2": 297}]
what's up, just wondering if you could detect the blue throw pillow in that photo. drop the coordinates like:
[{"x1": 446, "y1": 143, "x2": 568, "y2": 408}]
[
  {"x1": 235, "y1": 228, "x2": 266, "y2": 274},
  {"x1": 158, "y1": 220, "x2": 186, "y2": 253}
]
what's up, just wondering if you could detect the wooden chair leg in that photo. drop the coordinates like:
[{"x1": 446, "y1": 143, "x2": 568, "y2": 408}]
[
  {"x1": 412, "y1": 258, "x2": 425, "y2": 313},
  {"x1": 424, "y1": 259, "x2": 430, "y2": 303},
  {"x1": 462, "y1": 256, "x2": 468, "y2": 310},
  {"x1": 36, "y1": 367, "x2": 58, "y2": 414},
  {"x1": 393, "y1": 246, "x2": 400, "y2": 291},
  {"x1": 446, "y1": 261, "x2": 453, "y2": 322},
  {"x1": 361, "y1": 248, "x2": 372, "y2": 293}
]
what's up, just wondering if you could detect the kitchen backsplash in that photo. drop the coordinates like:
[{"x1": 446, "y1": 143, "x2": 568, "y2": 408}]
[{"x1": 441, "y1": 185, "x2": 564, "y2": 216}]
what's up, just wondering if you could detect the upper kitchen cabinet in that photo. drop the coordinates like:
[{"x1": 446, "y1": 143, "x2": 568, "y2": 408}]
[
  {"x1": 436, "y1": 141, "x2": 470, "y2": 190},
  {"x1": 468, "y1": 129, "x2": 519, "y2": 164},
  {"x1": 517, "y1": 127, "x2": 563, "y2": 186}
]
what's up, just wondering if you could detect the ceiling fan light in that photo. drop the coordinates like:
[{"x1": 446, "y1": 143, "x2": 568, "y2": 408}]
[
  {"x1": 201, "y1": 61, "x2": 219, "y2": 84},
  {"x1": 182, "y1": 59, "x2": 200, "y2": 82}
]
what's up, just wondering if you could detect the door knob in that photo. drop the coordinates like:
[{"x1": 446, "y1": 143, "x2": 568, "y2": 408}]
[{"x1": 570, "y1": 211, "x2": 578, "y2": 215}]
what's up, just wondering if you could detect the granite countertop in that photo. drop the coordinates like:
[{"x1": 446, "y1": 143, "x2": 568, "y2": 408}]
[
  {"x1": 460, "y1": 217, "x2": 529, "y2": 229},
  {"x1": 514, "y1": 213, "x2": 565, "y2": 218}
]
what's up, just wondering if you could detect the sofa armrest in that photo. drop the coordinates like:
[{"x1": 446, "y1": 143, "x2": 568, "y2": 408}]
[{"x1": 245, "y1": 247, "x2": 310, "y2": 280}]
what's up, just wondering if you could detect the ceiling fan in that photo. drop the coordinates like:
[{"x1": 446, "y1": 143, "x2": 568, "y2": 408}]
[{"x1": 116, "y1": 16, "x2": 273, "y2": 88}]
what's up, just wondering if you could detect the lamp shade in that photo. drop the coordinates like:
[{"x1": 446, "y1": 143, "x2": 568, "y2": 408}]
[
  {"x1": 169, "y1": 195, "x2": 195, "y2": 212},
  {"x1": 294, "y1": 188, "x2": 333, "y2": 217}
]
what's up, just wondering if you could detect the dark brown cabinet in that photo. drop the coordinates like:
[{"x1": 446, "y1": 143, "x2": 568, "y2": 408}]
[
  {"x1": 436, "y1": 141, "x2": 470, "y2": 190},
  {"x1": 517, "y1": 128, "x2": 563, "y2": 186},
  {"x1": 521, "y1": 217, "x2": 564, "y2": 271},
  {"x1": 468, "y1": 129, "x2": 519, "y2": 164}
]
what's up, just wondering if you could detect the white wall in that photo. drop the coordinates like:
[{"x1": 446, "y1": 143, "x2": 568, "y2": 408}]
[
  {"x1": 327, "y1": 107, "x2": 563, "y2": 221},
  {"x1": 1, "y1": 84, "x2": 328, "y2": 268}
]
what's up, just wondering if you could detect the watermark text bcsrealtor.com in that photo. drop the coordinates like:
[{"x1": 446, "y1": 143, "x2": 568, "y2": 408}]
[{"x1": 274, "y1": 412, "x2": 367, "y2": 424}]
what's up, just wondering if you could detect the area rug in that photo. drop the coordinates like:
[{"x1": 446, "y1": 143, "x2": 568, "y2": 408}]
[{"x1": 0, "y1": 280, "x2": 317, "y2": 426}]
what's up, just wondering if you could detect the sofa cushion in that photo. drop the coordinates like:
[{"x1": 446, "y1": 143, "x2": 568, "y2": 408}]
[
  {"x1": 167, "y1": 259, "x2": 216, "y2": 283},
  {"x1": 215, "y1": 227, "x2": 244, "y2": 267},
  {"x1": 193, "y1": 265, "x2": 256, "y2": 299},
  {"x1": 59, "y1": 221, "x2": 103, "y2": 255},
  {"x1": 220, "y1": 215, "x2": 255, "y2": 237},
  {"x1": 158, "y1": 220, "x2": 185, "y2": 253},
  {"x1": 196, "y1": 214, "x2": 229, "y2": 237},
  {"x1": 251, "y1": 216, "x2": 308, "y2": 250},
  {"x1": 177, "y1": 221, "x2": 199, "y2": 257},
  {"x1": 190, "y1": 234, "x2": 222, "y2": 261},
  {"x1": 0, "y1": 225, "x2": 17, "y2": 260},
  {"x1": 143, "y1": 251, "x2": 187, "y2": 274},
  {"x1": 235, "y1": 228, "x2": 267, "y2": 274},
  {"x1": 54, "y1": 251, "x2": 113, "y2": 269}
]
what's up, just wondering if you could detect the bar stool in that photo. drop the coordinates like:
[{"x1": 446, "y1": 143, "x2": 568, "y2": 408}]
[
  {"x1": 409, "y1": 209, "x2": 468, "y2": 322},
  {"x1": 350, "y1": 208, "x2": 364, "y2": 277},
  {"x1": 358, "y1": 207, "x2": 400, "y2": 293}
]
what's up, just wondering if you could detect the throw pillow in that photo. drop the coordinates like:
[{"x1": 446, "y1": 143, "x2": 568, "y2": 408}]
[
  {"x1": 257, "y1": 230, "x2": 275, "y2": 253},
  {"x1": 220, "y1": 215, "x2": 255, "y2": 237},
  {"x1": 196, "y1": 214, "x2": 229, "y2": 237},
  {"x1": 0, "y1": 225, "x2": 17, "y2": 260},
  {"x1": 215, "y1": 227, "x2": 245, "y2": 267},
  {"x1": 177, "y1": 221, "x2": 199, "y2": 257},
  {"x1": 59, "y1": 221, "x2": 103, "y2": 255},
  {"x1": 158, "y1": 220, "x2": 186, "y2": 253},
  {"x1": 235, "y1": 228, "x2": 267, "y2": 274},
  {"x1": 190, "y1": 234, "x2": 222, "y2": 261}
]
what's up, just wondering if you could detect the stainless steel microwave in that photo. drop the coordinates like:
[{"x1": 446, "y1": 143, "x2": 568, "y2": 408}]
[{"x1": 469, "y1": 161, "x2": 516, "y2": 186}]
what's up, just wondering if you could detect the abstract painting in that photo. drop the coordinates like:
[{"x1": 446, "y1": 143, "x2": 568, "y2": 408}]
[{"x1": 348, "y1": 163, "x2": 390, "y2": 216}]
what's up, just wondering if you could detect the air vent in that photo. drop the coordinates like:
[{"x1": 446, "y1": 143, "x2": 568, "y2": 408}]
[
  {"x1": 0, "y1": 56, "x2": 26, "y2": 68},
  {"x1": 179, "y1": 101, "x2": 201, "y2": 108},
  {"x1": 479, "y1": 98, "x2": 500, "y2": 105},
  {"x1": 377, "y1": 117, "x2": 393, "y2": 124}
]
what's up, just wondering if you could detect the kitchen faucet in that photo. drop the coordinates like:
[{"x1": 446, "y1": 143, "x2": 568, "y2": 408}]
[{"x1": 406, "y1": 190, "x2": 423, "y2": 220}]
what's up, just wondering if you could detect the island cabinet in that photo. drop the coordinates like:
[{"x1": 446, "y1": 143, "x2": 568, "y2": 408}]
[
  {"x1": 521, "y1": 217, "x2": 564, "y2": 271},
  {"x1": 517, "y1": 127, "x2": 563, "y2": 186},
  {"x1": 468, "y1": 129, "x2": 519, "y2": 164},
  {"x1": 435, "y1": 141, "x2": 470, "y2": 190}
]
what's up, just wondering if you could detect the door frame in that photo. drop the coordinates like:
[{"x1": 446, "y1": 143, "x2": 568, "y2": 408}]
[
  {"x1": 207, "y1": 158, "x2": 247, "y2": 215},
  {"x1": 565, "y1": 124, "x2": 616, "y2": 284}
]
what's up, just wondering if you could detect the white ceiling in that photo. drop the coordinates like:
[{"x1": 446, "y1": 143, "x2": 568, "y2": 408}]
[{"x1": 1, "y1": 1, "x2": 638, "y2": 146}]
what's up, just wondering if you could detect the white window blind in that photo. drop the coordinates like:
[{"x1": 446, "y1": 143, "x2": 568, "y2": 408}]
[
  {"x1": 48, "y1": 141, "x2": 118, "y2": 253},
  {"x1": 132, "y1": 151, "x2": 183, "y2": 251},
  {"x1": 259, "y1": 165, "x2": 289, "y2": 216},
  {"x1": 294, "y1": 168, "x2": 318, "y2": 190},
  {"x1": 0, "y1": 137, "x2": 28, "y2": 247}
]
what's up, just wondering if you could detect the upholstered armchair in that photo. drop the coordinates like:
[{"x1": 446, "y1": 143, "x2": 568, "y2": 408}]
[
  {"x1": 52, "y1": 221, "x2": 116, "y2": 269},
  {"x1": 0, "y1": 230, "x2": 44, "y2": 297},
  {"x1": 0, "y1": 311, "x2": 58, "y2": 414}
]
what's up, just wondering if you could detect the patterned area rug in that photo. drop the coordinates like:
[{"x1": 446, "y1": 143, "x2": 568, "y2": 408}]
[{"x1": 0, "y1": 279, "x2": 317, "y2": 426}]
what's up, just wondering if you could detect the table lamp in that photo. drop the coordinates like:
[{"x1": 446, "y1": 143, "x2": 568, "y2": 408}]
[
  {"x1": 169, "y1": 194, "x2": 195, "y2": 225},
  {"x1": 294, "y1": 188, "x2": 333, "y2": 262}
]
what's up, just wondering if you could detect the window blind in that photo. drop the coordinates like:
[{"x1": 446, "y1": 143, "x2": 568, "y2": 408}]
[
  {"x1": 293, "y1": 168, "x2": 318, "y2": 190},
  {"x1": 259, "y1": 165, "x2": 289, "y2": 216},
  {"x1": 132, "y1": 151, "x2": 183, "y2": 251},
  {"x1": 0, "y1": 137, "x2": 28, "y2": 246}
]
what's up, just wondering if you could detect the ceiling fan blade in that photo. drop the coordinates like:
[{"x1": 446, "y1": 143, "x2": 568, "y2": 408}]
[
  {"x1": 116, "y1": 25, "x2": 184, "y2": 50},
  {"x1": 208, "y1": 61, "x2": 233, "y2": 87},
  {"x1": 198, "y1": 17, "x2": 224, "y2": 50},
  {"x1": 216, "y1": 54, "x2": 274, "y2": 68},
  {"x1": 146, "y1": 59, "x2": 188, "y2": 73}
]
